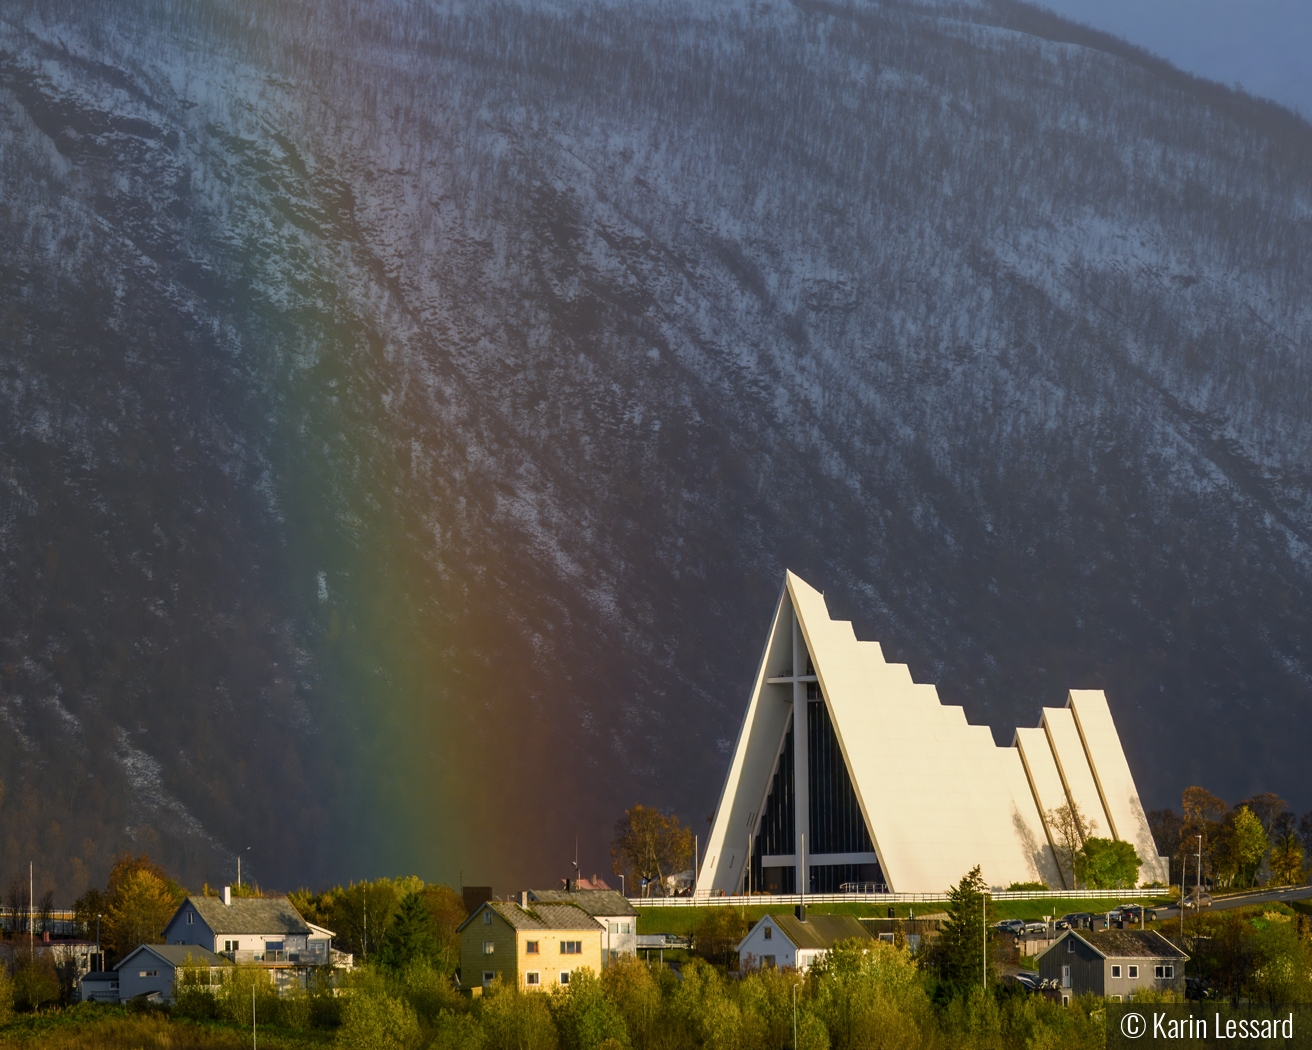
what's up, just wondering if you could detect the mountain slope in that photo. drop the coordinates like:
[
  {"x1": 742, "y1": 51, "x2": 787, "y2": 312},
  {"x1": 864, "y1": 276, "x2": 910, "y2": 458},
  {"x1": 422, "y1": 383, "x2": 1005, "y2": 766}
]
[{"x1": 0, "y1": 0, "x2": 1309, "y2": 895}]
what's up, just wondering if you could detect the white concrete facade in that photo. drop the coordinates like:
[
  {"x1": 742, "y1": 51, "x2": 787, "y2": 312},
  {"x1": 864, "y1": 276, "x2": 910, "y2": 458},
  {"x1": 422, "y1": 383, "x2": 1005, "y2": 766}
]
[{"x1": 696, "y1": 572, "x2": 1170, "y2": 896}]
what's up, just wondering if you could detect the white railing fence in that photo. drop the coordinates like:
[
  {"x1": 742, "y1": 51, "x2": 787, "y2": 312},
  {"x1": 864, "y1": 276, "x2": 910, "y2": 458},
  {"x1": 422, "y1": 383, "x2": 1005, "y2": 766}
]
[{"x1": 628, "y1": 887, "x2": 1165, "y2": 907}]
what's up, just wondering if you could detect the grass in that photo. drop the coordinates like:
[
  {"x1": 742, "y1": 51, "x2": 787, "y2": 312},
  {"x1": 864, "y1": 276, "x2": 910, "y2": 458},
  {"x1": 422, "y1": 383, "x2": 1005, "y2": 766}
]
[{"x1": 0, "y1": 1004, "x2": 332, "y2": 1049}]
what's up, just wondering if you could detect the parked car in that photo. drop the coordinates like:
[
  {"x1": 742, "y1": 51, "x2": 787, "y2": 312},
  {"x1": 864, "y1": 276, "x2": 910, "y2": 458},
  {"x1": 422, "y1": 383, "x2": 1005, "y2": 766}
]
[
  {"x1": 1003, "y1": 971, "x2": 1040, "y2": 993},
  {"x1": 995, "y1": 919, "x2": 1025, "y2": 936},
  {"x1": 1055, "y1": 912, "x2": 1092, "y2": 930},
  {"x1": 1022, "y1": 921, "x2": 1049, "y2": 935},
  {"x1": 1184, "y1": 890, "x2": 1213, "y2": 910},
  {"x1": 1185, "y1": 976, "x2": 1214, "y2": 1000}
]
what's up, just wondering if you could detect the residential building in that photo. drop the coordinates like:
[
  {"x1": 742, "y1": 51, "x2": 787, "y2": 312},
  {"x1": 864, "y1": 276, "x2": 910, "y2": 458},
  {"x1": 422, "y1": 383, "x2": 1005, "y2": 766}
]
[
  {"x1": 112, "y1": 944, "x2": 231, "y2": 1004},
  {"x1": 1037, "y1": 930, "x2": 1188, "y2": 1002},
  {"x1": 527, "y1": 887, "x2": 638, "y2": 965},
  {"x1": 458, "y1": 899, "x2": 604, "y2": 992},
  {"x1": 79, "y1": 969, "x2": 120, "y2": 1003},
  {"x1": 162, "y1": 886, "x2": 348, "y2": 991},
  {"x1": 737, "y1": 909, "x2": 873, "y2": 972},
  {"x1": 698, "y1": 571, "x2": 1169, "y2": 895}
]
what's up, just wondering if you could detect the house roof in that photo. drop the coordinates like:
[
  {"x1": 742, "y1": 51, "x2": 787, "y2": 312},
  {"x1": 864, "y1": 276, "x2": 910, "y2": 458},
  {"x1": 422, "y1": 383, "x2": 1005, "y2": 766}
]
[
  {"x1": 81, "y1": 971, "x2": 120, "y2": 983},
  {"x1": 457, "y1": 900, "x2": 603, "y2": 933},
  {"x1": 182, "y1": 895, "x2": 311, "y2": 936},
  {"x1": 1045, "y1": 930, "x2": 1189, "y2": 961},
  {"x1": 118, "y1": 944, "x2": 230, "y2": 969},
  {"x1": 740, "y1": 913, "x2": 874, "y2": 953},
  {"x1": 527, "y1": 889, "x2": 638, "y2": 917}
]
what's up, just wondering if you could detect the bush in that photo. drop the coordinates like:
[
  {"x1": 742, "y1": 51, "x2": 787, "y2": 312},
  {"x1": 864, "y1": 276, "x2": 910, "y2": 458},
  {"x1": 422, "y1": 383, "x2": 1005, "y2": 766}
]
[
  {"x1": 549, "y1": 968, "x2": 628, "y2": 1050},
  {"x1": 11, "y1": 951, "x2": 60, "y2": 1012},
  {"x1": 336, "y1": 990, "x2": 422, "y2": 1050},
  {"x1": 1006, "y1": 882, "x2": 1049, "y2": 891},
  {"x1": 477, "y1": 978, "x2": 558, "y2": 1050},
  {"x1": 0, "y1": 964, "x2": 13, "y2": 1025}
]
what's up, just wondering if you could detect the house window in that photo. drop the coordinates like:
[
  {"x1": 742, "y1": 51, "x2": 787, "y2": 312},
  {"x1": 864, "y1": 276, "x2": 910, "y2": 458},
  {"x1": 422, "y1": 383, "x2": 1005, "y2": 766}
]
[
  {"x1": 560, "y1": 971, "x2": 571, "y2": 985},
  {"x1": 1164, "y1": 965, "x2": 1174, "y2": 979},
  {"x1": 1110, "y1": 995, "x2": 1122, "y2": 1003},
  {"x1": 621, "y1": 922, "x2": 631, "y2": 935},
  {"x1": 139, "y1": 970, "x2": 159, "y2": 977},
  {"x1": 762, "y1": 955, "x2": 776, "y2": 968},
  {"x1": 482, "y1": 971, "x2": 495, "y2": 984},
  {"x1": 1128, "y1": 966, "x2": 1138, "y2": 979},
  {"x1": 483, "y1": 941, "x2": 495, "y2": 955},
  {"x1": 764, "y1": 927, "x2": 773, "y2": 941},
  {"x1": 560, "y1": 941, "x2": 582, "y2": 954},
  {"x1": 187, "y1": 912, "x2": 194, "y2": 925},
  {"x1": 224, "y1": 940, "x2": 238, "y2": 952},
  {"x1": 525, "y1": 941, "x2": 539, "y2": 954},
  {"x1": 526, "y1": 972, "x2": 540, "y2": 986},
  {"x1": 1067, "y1": 939, "x2": 1075, "y2": 953},
  {"x1": 483, "y1": 911, "x2": 493, "y2": 924},
  {"x1": 1062, "y1": 995, "x2": 1070, "y2": 1006},
  {"x1": 609, "y1": 922, "x2": 619, "y2": 935},
  {"x1": 1111, "y1": 965, "x2": 1121, "y2": 978}
]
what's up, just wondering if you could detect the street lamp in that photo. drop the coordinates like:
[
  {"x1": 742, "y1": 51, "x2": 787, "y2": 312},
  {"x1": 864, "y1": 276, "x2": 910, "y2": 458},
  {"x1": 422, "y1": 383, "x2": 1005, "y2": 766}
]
[{"x1": 792, "y1": 979, "x2": 799, "y2": 1049}]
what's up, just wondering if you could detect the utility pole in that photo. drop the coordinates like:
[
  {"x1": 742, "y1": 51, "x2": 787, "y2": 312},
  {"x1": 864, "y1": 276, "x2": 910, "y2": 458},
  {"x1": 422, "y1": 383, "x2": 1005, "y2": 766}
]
[
  {"x1": 29, "y1": 861, "x2": 34, "y2": 952},
  {"x1": 982, "y1": 888, "x2": 987, "y2": 991},
  {"x1": 792, "y1": 979, "x2": 799, "y2": 1050},
  {"x1": 252, "y1": 983, "x2": 257, "y2": 1050},
  {"x1": 1196, "y1": 835, "x2": 1203, "y2": 898}
]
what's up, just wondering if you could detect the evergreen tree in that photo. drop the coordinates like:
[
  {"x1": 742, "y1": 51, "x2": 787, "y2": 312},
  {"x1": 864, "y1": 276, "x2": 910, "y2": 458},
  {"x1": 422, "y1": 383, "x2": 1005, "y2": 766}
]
[
  {"x1": 378, "y1": 891, "x2": 439, "y2": 970},
  {"x1": 923, "y1": 865, "x2": 991, "y2": 998}
]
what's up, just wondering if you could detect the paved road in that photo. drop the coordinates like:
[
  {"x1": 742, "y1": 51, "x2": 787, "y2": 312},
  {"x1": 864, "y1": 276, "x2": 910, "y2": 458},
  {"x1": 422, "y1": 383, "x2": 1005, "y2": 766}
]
[{"x1": 1158, "y1": 885, "x2": 1312, "y2": 917}]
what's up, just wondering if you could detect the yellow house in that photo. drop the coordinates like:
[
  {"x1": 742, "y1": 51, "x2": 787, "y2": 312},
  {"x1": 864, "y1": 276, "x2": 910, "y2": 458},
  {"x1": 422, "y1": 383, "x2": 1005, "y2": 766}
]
[{"x1": 458, "y1": 898, "x2": 604, "y2": 992}]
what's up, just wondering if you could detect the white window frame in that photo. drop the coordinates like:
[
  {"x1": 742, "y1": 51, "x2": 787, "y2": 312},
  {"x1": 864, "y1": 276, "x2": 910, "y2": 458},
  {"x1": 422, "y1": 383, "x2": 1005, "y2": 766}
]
[
  {"x1": 559, "y1": 971, "x2": 571, "y2": 985},
  {"x1": 187, "y1": 912, "x2": 194, "y2": 925},
  {"x1": 483, "y1": 940, "x2": 495, "y2": 955},
  {"x1": 525, "y1": 971, "x2": 541, "y2": 986},
  {"x1": 764, "y1": 927, "x2": 773, "y2": 941},
  {"x1": 525, "y1": 940, "x2": 540, "y2": 955},
  {"x1": 1110, "y1": 995, "x2": 1122, "y2": 1002},
  {"x1": 482, "y1": 971, "x2": 495, "y2": 984},
  {"x1": 1111, "y1": 965, "x2": 1121, "y2": 978},
  {"x1": 1128, "y1": 965, "x2": 1139, "y2": 979}
]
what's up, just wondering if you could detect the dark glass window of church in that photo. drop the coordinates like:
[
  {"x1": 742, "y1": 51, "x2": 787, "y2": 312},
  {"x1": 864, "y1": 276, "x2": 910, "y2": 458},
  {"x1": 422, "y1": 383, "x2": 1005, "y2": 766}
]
[
  {"x1": 807, "y1": 684, "x2": 874, "y2": 856},
  {"x1": 750, "y1": 724, "x2": 795, "y2": 893}
]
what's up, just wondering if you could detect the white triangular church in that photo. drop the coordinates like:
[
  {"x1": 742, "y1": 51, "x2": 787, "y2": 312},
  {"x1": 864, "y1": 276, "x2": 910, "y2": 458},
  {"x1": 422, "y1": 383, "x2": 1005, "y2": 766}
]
[{"x1": 696, "y1": 572, "x2": 1169, "y2": 896}]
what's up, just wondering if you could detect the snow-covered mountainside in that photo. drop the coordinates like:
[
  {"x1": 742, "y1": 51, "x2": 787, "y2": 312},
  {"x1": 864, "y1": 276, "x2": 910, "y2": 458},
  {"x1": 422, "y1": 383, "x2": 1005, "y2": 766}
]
[{"x1": 1, "y1": 0, "x2": 1309, "y2": 893}]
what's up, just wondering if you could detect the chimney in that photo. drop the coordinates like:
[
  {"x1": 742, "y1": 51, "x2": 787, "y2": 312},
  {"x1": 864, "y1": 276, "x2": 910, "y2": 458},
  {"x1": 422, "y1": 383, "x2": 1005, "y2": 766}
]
[
  {"x1": 518, "y1": 891, "x2": 529, "y2": 908},
  {"x1": 795, "y1": 904, "x2": 807, "y2": 922},
  {"x1": 42, "y1": 931, "x2": 50, "y2": 944},
  {"x1": 222, "y1": 885, "x2": 232, "y2": 906}
]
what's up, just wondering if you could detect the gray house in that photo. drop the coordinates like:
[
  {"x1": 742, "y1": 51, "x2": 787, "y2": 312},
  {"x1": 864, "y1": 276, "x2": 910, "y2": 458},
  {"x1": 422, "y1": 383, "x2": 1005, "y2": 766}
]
[
  {"x1": 1037, "y1": 929, "x2": 1188, "y2": 1003},
  {"x1": 525, "y1": 888, "x2": 639, "y2": 965},
  {"x1": 162, "y1": 886, "x2": 347, "y2": 991},
  {"x1": 114, "y1": 944, "x2": 230, "y2": 1003},
  {"x1": 79, "y1": 969, "x2": 120, "y2": 1003}
]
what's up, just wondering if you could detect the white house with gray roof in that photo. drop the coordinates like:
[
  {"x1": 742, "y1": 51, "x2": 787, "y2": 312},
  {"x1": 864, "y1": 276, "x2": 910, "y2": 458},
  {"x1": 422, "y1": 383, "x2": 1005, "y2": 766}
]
[
  {"x1": 162, "y1": 886, "x2": 348, "y2": 988},
  {"x1": 92, "y1": 944, "x2": 230, "y2": 1004}
]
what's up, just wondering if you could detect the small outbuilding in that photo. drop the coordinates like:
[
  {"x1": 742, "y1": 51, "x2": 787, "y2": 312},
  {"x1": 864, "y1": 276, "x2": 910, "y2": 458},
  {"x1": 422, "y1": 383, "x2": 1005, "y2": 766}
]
[
  {"x1": 115, "y1": 944, "x2": 231, "y2": 1003},
  {"x1": 737, "y1": 909, "x2": 873, "y2": 972},
  {"x1": 1036, "y1": 929, "x2": 1187, "y2": 1003},
  {"x1": 79, "y1": 969, "x2": 121, "y2": 1003}
]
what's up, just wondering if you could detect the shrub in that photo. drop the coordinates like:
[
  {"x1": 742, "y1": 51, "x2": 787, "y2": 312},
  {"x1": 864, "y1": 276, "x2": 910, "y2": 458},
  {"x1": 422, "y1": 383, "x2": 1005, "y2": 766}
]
[
  {"x1": 335, "y1": 989, "x2": 422, "y2": 1050},
  {"x1": 478, "y1": 978, "x2": 558, "y2": 1050},
  {"x1": 549, "y1": 968, "x2": 628, "y2": 1050}
]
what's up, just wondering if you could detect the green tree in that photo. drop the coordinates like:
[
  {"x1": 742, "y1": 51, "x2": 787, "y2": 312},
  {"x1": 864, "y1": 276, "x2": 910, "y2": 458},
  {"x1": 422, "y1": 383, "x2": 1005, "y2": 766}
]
[
  {"x1": 11, "y1": 950, "x2": 59, "y2": 1012},
  {"x1": 478, "y1": 978, "x2": 559, "y2": 1050},
  {"x1": 0, "y1": 962, "x2": 12, "y2": 1024},
  {"x1": 378, "y1": 891, "x2": 439, "y2": 970},
  {"x1": 922, "y1": 865, "x2": 991, "y2": 997},
  {"x1": 1230, "y1": 806, "x2": 1269, "y2": 888},
  {"x1": 1269, "y1": 813, "x2": 1305, "y2": 886},
  {"x1": 549, "y1": 968, "x2": 629, "y2": 1050},
  {"x1": 1046, "y1": 802, "x2": 1096, "y2": 889},
  {"x1": 104, "y1": 868, "x2": 180, "y2": 955},
  {"x1": 336, "y1": 989, "x2": 422, "y2": 1050},
  {"x1": 611, "y1": 805, "x2": 694, "y2": 897},
  {"x1": 1077, "y1": 838, "x2": 1142, "y2": 889}
]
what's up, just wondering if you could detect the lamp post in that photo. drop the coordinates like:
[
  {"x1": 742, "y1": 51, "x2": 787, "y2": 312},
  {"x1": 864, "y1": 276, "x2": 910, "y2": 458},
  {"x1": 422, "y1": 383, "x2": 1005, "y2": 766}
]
[{"x1": 792, "y1": 979, "x2": 799, "y2": 1049}]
